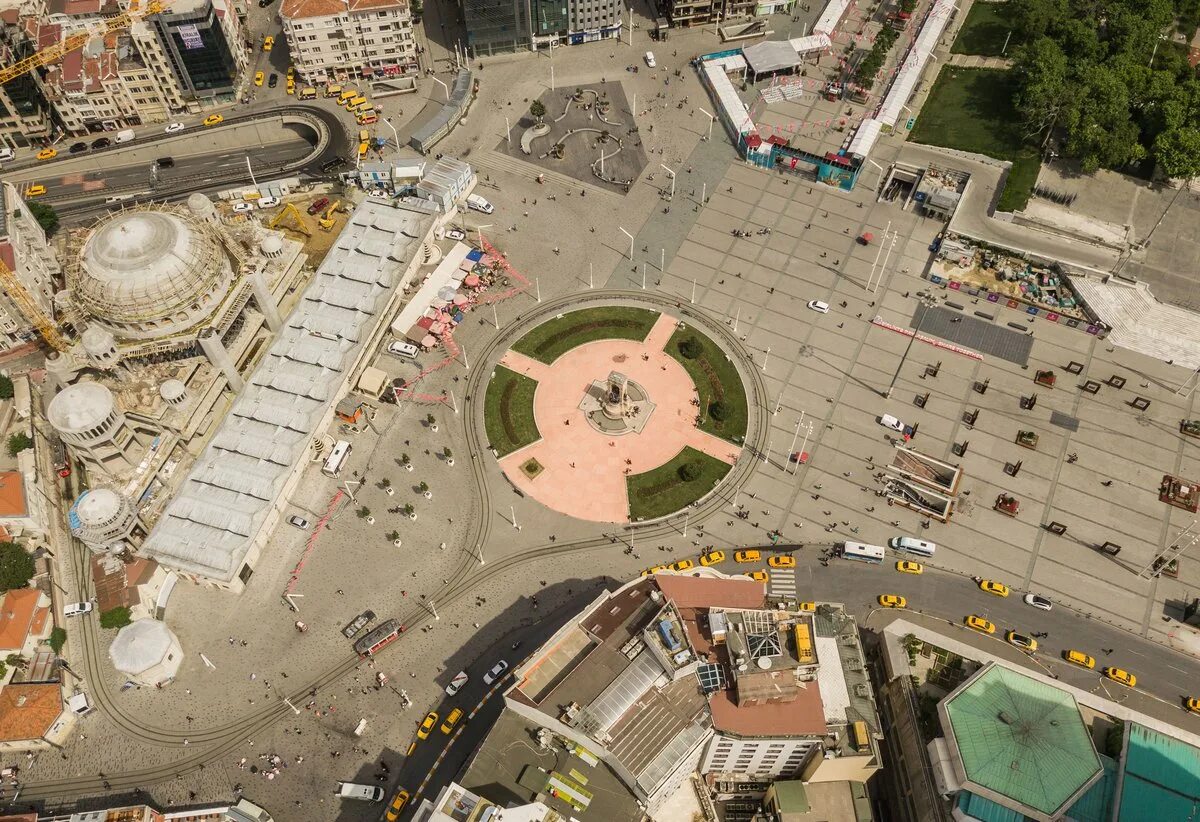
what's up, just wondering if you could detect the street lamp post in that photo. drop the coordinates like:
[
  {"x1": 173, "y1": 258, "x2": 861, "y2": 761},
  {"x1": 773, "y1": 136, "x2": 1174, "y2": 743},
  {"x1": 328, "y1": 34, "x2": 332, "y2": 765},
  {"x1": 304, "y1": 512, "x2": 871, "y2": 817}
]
[
  {"x1": 660, "y1": 164, "x2": 676, "y2": 199},
  {"x1": 476, "y1": 224, "x2": 492, "y2": 249},
  {"x1": 886, "y1": 300, "x2": 933, "y2": 398},
  {"x1": 698, "y1": 107, "x2": 715, "y2": 141},
  {"x1": 619, "y1": 226, "x2": 634, "y2": 260},
  {"x1": 431, "y1": 76, "x2": 449, "y2": 101}
]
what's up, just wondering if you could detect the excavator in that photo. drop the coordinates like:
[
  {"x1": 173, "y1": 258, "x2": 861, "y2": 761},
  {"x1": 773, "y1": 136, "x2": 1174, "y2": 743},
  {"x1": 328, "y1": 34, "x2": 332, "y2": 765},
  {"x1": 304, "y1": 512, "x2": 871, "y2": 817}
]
[
  {"x1": 318, "y1": 200, "x2": 342, "y2": 232},
  {"x1": 268, "y1": 202, "x2": 311, "y2": 238}
]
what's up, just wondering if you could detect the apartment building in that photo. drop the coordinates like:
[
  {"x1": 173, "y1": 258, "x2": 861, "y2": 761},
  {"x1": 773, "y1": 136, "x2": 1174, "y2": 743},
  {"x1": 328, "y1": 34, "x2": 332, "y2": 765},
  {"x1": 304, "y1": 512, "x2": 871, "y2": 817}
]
[
  {"x1": 0, "y1": 10, "x2": 54, "y2": 149},
  {"x1": 462, "y1": 0, "x2": 623, "y2": 56},
  {"x1": 280, "y1": 0, "x2": 417, "y2": 86},
  {"x1": 0, "y1": 181, "x2": 61, "y2": 353},
  {"x1": 146, "y1": 0, "x2": 246, "y2": 100}
]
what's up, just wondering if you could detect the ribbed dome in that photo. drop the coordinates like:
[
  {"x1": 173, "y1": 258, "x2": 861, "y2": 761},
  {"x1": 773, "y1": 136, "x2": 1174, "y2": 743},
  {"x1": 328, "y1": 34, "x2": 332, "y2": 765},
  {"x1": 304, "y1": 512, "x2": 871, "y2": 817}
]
[
  {"x1": 260, "y1": 235, "x2": 283, "y2": 256},
  {"x1": 76, "y1": 488, "x2": 122, "y2": 526},
  {"x1": 74, "y1": 210, "x2": 230, "y2": 338},
  {"x1": 160, "y1": 379, "x2": 186, "y2": 402},
  {"x1": 47, "y1": 381, "x2": 115, "y2": 434}
]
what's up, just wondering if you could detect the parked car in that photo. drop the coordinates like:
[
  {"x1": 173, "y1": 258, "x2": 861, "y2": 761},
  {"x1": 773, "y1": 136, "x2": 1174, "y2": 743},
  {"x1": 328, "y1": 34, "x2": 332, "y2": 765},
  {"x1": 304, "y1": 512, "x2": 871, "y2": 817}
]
[
  {"x1": 257, "y1": 196, "x2": 280, "y2": 209},
  {"x1": 262, "y1": 35, "x2": 274, "y2": 51},
  {"x1": 308, "y1": 197, "x2": 330, "y2": 215},
  {"x1": 268, "y1": 73, "x2": 279, "y2": 88},
  {"x1": 878, "y1": 594, "x2": 907, "y2": 608},
  {"x1": 385, "y1": 789, "x2": 410, "y2": 820},
  {"x1": 644, "y1": 51, "x2": 657, "y2": 67},
  {"x1": 341, "y1": 610, "x2": 376, "y2": 638},
  {"x1": 164, "y1": 122, "x2": 185, "y2": 133},
  {"x1": 445, "y1": 671, "x2": 469, "y2": 696},
  {"x1": 1103, "y1": 667, "x2": 1136, "y2": 688},
  {"x1": 23, "y1": 184, "x2": 46, "y2": 197},
  {"x1": 417, "y1": 711, "x2": 438, "y2": 740},
  {"x1": 156, "y1": 157, "x2": 174, "y2": 168},
  {"x1": 91, "y1": 137, "x2": 111, "y2": 148},
  {"x1": 1023, "y1": 593, "x2": 1053, "y2": 611},
  {"x1": 387, "y1": 341, "x2": 419, "y2": 358},
  {"x1": 1005, "y1": 631, "x2": 1038, "y2": 653},
  {"x1": 287, "y1": 515, "x2": 310, "y2": 529},
  {"x1": 69, "y1": 142, "x2": 88, "y2": 153},
  {"x1": 699, "y1": 550, "x2": 725, "y2": 566},
  {"x1": 745, "y1": 570, "x2": 768, "y2": 582},
  {"x1": 483, "y1": 660, "x2": 509, "y2": 685},
  {"x1": 440, "y1": 707, "x2": 463, "y2": 734},
  {"x1": 1063, "y1": 649, "x2": 1095, "y2": 669},
  {"x1": 336, "y1": 782, "x2": 384, "y2": 801},
  {"x1": 965, "y1": 615, "x2": 995, "y2": 634},
  {"x1": 203, "y1": 114, "x2": 224, "y2": 127},
  {"x1": 896, "y1": 560, "x2": 923, "y2": 574},
  {"x1": 254, "y1": 71, "x2": 265, "y2": 87},
  {"x1": 671, "y1": 559, "x2": 694, "y2": 572},
  {"x1": 768, "y1": 555, "x2": 796, "y2": 568},
  {"x1": 979, "y1": 579, "x2": 1009, "y2": 597},
  {"x1": 36, "y1": 148, "x2": 57, "y2": 161},
  {"x1": 734, "y1": 550, "x2": 761, "y2": 563},
  {"x1": 0, "y1": 147, "x2": 14, "y2": 162},
  {"x1": 879, "y1": 414, "x2": 908, "y2": 432},
  {"x1": 64, "y1": 602, "x2": 93, "y2": 617},
  {"x1": 232, "y1": 202, "x2": 255, "y2": 213},
  {"x1": 320, "y1": 155, "x2": 346, "y2": 173},
  {"x1": 444, "y1": 227, "x2": 467, "y2": 241},
  {"x1": 807, "y1": 300, "x2": 830, "y2": 313}
]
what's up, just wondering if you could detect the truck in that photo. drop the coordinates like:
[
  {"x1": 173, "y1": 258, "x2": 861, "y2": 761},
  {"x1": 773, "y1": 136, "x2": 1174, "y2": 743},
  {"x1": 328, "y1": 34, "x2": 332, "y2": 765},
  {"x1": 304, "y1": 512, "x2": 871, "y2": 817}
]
[{"x1": 114, "y1": 129, "x2": 136, "y2": 144}]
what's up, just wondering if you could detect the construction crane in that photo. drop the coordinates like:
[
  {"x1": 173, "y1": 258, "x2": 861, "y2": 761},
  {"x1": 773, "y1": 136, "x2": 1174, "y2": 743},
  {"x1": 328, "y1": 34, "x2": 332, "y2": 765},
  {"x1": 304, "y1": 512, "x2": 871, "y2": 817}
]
[
  {"x1": 0, "y1": 258, "x2": 69, "y2": 352},
  {"x1": 0, "y1": 0, "x2": 171, "y2": 86},
  {"x1": 269, "y1": 202, "x2": 311, "y2": 237}
]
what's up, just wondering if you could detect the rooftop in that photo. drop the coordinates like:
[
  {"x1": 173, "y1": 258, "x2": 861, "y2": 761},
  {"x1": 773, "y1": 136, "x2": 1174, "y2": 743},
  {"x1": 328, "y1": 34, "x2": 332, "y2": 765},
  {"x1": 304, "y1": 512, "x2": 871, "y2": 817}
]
[
  {"x1": 940, "y1": 663, "x2": 1102, "y2": 820},
  {"x1": 141, "y1": 201, "x2": 434, "y2": 582},
  {"x1": 281, "y1": 0, "x2": 406, "y2": 20},
  {"x1": 0, "y1": 683, "x2": 61, "y2": 743},
  {"x1": 1116, "y1": 723, "x2": 1200, "y2": 819},
  {"x1": 0, "y1": 589, "x2": 44, "y2": 652},
  {"x1": 0, "y1": 472, "x2": 27, "y2": 519}
]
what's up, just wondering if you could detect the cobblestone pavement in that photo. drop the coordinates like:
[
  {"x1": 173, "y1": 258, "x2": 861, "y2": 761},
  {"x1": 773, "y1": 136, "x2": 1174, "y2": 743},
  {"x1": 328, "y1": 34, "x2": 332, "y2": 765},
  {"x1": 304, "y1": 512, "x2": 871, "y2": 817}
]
[{"x1": 25, "y1": 11, "x2": 1200, "y2": 820}]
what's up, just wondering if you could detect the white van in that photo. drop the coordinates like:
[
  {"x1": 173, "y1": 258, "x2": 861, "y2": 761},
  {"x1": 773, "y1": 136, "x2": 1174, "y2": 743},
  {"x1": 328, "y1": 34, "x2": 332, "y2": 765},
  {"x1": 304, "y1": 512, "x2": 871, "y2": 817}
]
[
  {"x1": 466, "y1": 193, "x2": 494, "y2": 214},
  {"x1": 387, "y1": 340, "x2": 419, "y2": 358},
  {"x1": 888, "y1": 536, "x2": 936, "y2": 557},
  {"x1": 0, "y1": 147, "x2": 14, "y2": 163},
  {"x1": 336, "y1": 782, "x2": 384, "y2": 801},
  {"x1": 114, "y1": 129, "x2": 136, "y2": 144},
  {"x1": 257, "y1": 196, "x2": 280, "y2": 209}
]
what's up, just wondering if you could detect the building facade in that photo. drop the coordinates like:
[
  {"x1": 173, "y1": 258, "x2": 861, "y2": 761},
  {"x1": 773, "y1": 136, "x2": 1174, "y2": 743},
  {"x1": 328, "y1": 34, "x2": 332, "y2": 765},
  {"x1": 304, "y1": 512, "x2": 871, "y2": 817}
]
[
  {"x1": 0, "y1": 182, "x2": 60, "y2": 353},
  {"x1": 463, "y1": 0, "x2": 622, "y2": 56},
  {"x1": 147, "y1": 0, "x2": 246, "y2": 100},
  {"x1": 280, "y1": 0, "x2": 417, "y2": 86},
  {"x1": 0, "y1": 14, "x2": 54, "y2": 150}
]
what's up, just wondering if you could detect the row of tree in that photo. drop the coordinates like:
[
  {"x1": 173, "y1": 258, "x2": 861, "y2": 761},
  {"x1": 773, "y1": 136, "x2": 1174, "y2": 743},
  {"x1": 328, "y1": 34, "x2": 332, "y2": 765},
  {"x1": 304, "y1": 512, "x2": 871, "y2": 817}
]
[{"x1": 1009, "y1": 0, "x2": 1200, "y2": 177}]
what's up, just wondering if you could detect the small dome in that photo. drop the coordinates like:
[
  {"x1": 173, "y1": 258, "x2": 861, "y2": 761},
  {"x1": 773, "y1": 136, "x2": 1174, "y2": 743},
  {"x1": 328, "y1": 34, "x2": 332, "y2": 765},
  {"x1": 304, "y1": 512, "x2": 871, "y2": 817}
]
[
  {"x1": 109, "y1": 619, "x2": 180, "y2": 677},
  {"x1": 75, "y1": 488, "x2": 122, "y2": 526},
  {"x1": 160, "y1": 379, "x2": 186, "y2": 402},
  {"x1": 47, "y1": 382, "x2": 115, "y2": 434},
  {"x1": 186, "y1": 192, "x2": 214, "y2": 214},
  {"x1": 260, "y1": 235, "x2": 283, "y2": 256},
  {"x1": 81, "y1": 325, "x2": 116, "y2": 355}
]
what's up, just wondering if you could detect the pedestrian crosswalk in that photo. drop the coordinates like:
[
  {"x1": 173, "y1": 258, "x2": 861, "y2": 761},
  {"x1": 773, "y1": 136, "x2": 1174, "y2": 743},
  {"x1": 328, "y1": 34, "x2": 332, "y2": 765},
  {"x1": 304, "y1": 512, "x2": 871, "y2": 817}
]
[{"x1": 769, "y1": 569, "x2": 797, "y2": 600}]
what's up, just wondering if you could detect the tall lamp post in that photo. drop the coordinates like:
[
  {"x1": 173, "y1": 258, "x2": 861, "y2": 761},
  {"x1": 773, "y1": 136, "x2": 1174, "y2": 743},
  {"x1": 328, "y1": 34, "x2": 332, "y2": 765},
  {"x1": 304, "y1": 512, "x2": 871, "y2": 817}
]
[{"x1": 885, "y1": 298, "x2": 935, "y2": 399}]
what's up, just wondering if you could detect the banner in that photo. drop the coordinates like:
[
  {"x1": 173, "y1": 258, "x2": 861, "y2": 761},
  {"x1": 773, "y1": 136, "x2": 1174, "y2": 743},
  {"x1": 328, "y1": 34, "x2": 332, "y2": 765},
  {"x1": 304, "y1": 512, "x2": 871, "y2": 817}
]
[{"x1": 178, "y1": 23, "x2": 203, "y2": 50}]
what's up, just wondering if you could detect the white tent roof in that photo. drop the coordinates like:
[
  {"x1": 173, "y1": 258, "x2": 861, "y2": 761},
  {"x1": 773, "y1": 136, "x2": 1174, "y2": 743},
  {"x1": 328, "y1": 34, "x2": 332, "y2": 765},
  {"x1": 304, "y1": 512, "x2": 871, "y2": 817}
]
[{"x1": 109, "y1": 619, "x2": 179, "y2": 676}]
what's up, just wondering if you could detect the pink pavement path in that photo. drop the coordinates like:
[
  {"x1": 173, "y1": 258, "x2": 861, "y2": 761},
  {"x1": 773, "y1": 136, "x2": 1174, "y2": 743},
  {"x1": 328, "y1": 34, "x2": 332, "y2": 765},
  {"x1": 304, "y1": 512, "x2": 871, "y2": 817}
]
[{"x1": 497, "y1": 314, "x2": 741, "y2": 523}]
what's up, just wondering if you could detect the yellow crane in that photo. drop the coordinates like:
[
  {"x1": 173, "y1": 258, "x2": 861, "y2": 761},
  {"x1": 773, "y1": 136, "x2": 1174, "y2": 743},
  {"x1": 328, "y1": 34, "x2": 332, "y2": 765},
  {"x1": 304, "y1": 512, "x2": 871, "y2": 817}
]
[
  {"x1": 0, "y1": 0, "x2": 172, "y2": 86},
  {"x1": 0, "y1": 258, "x2": 69, "y2": 352},
  {"x1": 268, "y1": 202, "x2": 311, "y2": 237}
]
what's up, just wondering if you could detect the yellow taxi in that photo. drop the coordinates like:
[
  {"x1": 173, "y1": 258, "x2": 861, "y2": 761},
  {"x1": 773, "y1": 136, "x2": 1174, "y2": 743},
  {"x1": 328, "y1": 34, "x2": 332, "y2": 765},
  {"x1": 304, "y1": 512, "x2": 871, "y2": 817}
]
[
  {"x1": 203, "y1": 114, "x2": 224, "y2": 127},
  {"x1": 744, "y1": 570, "x2": 768, "y2": 582},
  {"x1": 699, "y1": 550, "x2": 725, "y2": 566},
  {"x1": 359, "y1": 128, "x2": 370, "y2": 142},
  {"x1": 23, "y1": 184, "x2": 46, "y2": 197},
  {"x1": 979, "y1": 579, "x2": 1009, "y2": 597},
  {"x1": 671, "y1": 559, "x2": 695, "y2": 572},
  {"x1": 1102, "y1": 667, "x2": 1136, "y2": 688},
  {"x1": 262, "y1": 35, "x2": 274, "y2": 51},
  {"x1": 286, "y1": 78, "x2": 296, "y2": 94},
  {"x1": 965, "y1": 615, "x2": 995, "y2": 634},
  {"x1": 734, "y1": 550, "x2": 761, "y2": 563},
  {"x1": 896, "y1": 560, "x2": 923, "y2": 574},
  {"x1": 254, "y1": 71, "x2": 264, "y2": 86},
  {"x1": 1005, "y1": 631, "x2": 1038, "y2": 653},
  {"x1": 798, "y1": 601, "x2": 816, "y2": 612},
  {"x1": 1063, "y1": 649, "x2": 1095, "y2": 669},
  {"x1": 768, "y1": 555, "x2": 796, "y2": 568},
  {"x1": 1185, "y1": 697, "x2": 1200, "y2": 715},
  {"x1": 286, "y1": 65, "x2": 295, "y2": 79},
  {"x1": 36, "y1": 148, "x2": 57, "y2": 161},
  {"x1": 417, "y1": 711, "x2": 438, "y2": 740},
  {"x1": 878, "y1": 594, "x2": 906, "y2": 608},
  {"x1": 641, "y1": 565, "x2": 668, "y2": 576},
  {"x1": 385, "y1": 789, "x2": 410, "y2": 821},
  {"x1": 440, "y1": 707, "x2": 463, "y2": 734},
  {"x1": 358, "y1": 140, "x2": 369, "y2": 158}
]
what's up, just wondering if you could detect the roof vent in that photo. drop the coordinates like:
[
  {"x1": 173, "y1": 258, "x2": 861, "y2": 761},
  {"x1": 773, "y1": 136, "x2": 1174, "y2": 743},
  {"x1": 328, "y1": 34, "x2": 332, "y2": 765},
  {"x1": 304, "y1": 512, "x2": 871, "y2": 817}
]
[
  {"x1": 998, "y1": 711, "x2": 1015, "y2": 725},
  {"x1": 1010, "y1": 760, "x2": 1021, "y2": 771},
  {"x1": 16, "y1": 695, "x2": 26, "y2": 707}
]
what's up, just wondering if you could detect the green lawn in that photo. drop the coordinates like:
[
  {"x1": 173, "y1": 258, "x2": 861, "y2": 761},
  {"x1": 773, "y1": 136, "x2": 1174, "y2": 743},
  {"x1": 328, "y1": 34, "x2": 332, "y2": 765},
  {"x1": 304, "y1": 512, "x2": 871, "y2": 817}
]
[
  {"x1": 483, "y1": 365, "x2": 540, "y2": 456},
  {"x1": 627, "y1": 447, "x2": 732, "y2": 521},
  {"x1": 665, "y1": 327, "x2": 748, "y2": 444},
  {"x1": 908, "y1": 67, "x2": 1039, "y2": 212},
  {"x1": 951, "y1": 2, "x2": 1016, "y2": 56},
  {"x1": 511, "y1": 306, "x2": 660, "y2": 365}
]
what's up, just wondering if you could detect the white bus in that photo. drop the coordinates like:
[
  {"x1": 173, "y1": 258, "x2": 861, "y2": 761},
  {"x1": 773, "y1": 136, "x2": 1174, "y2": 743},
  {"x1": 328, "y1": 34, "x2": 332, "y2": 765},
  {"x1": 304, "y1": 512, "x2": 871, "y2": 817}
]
[
  {"x1": 840, "y1": 542, "x2": 885, "y2": 564},
  {"x1": 888, "y1": 537, "x2": 937, "y2": 557},
  {"x1": 322, "y1": 440, "x2": 353, "y2": 477}
]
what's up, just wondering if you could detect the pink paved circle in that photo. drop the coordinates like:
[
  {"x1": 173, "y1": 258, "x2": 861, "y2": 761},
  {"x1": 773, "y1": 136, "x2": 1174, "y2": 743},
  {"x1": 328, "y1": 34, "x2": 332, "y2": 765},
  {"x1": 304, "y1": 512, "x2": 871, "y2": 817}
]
[{"x1": 497, "y1": 314, "x2": 740, "y2": 522}]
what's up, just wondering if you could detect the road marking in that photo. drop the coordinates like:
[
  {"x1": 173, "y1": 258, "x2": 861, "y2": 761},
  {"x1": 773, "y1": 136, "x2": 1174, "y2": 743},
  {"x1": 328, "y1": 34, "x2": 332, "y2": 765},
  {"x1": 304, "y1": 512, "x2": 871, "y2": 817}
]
[{"x1": 769, "y1": 569, "x2": 797, "y2": 598}]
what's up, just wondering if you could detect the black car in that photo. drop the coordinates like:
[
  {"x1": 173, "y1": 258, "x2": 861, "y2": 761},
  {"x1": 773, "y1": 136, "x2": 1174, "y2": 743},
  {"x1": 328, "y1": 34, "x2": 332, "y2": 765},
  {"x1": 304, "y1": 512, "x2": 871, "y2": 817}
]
[
  {"x1": 342, "y1": 609, "x2": 376, "y2": 638},
  {"x1": 156, "y1": 157, "x2": 174, "y2": 168},
  {"x1": 69, "y1": 142, "x2": 87, "y2": 154},
  {"x1": 91, "y1": 137, "x2": 111, "y2": 149},
  {"x1": 268, "y1": 73, "x2": 278, "y2": 88},
  {"x1": 320, "y1": 155, "x2": 345, "y2": 173},
  {"x1": 258, "y1": 0, "x2": 275, "y2": 6}
]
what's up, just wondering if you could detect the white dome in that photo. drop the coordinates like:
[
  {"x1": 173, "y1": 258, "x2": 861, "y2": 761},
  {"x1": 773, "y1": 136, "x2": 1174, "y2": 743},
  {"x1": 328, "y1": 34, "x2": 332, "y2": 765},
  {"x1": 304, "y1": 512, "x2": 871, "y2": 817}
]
[
  {"x1": 47, "y1": 382, "x2": 115, "y2": 434},
  {"x1": 74, "y1": 209, "x2": 230, "y2": 339},
  {"x1": 260, "y1": 234, "x2": 283, "y2": 256},
  {"x1": 187, "y1": 192, "x2": 215, "y2": 215},
  {"x1": 159, "y1": 379, "x2": 186, "y2": 402},
  {"x1": 109, "y1": 619, "x2": 180, "y2": 677},
  {"x1": 75, "y1": 488, "x2": 122, "y2": 526},
  {"x1": 81, "y1": 325, "x2": 116, "y2": 355}
]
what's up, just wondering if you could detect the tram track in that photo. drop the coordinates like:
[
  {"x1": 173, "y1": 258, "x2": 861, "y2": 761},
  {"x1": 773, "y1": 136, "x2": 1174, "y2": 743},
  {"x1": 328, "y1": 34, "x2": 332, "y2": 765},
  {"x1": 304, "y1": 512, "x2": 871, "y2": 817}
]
[{"x1": 24, "y1": 290, "x2": 767, "y2": 801}]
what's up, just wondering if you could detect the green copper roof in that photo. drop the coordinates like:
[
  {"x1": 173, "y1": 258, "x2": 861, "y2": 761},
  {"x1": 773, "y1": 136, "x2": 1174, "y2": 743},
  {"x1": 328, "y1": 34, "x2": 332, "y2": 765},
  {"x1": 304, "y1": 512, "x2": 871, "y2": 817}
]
[
  {"x1": 943, "y1": 665, "x2": 1101, "y2": 817},
  {"x1": 1117, "y1": 723, "x2": 1200, "y2": 819}
]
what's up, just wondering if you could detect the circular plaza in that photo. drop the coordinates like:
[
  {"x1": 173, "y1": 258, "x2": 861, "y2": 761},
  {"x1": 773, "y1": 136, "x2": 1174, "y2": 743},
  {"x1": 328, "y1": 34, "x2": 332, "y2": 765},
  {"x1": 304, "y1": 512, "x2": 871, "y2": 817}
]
[{"x1": 484, "y1": 304, "x2": 748, "y2": 522}]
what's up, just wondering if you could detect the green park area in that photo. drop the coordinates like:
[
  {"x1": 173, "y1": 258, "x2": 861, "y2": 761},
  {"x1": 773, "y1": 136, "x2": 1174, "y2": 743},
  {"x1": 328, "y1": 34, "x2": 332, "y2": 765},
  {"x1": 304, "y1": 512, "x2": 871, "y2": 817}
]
[
  {"x1": 627, "y1": 447, "x2": 731, "y2": 521},
  {"x1": 511, "y1": 306, "x2": 660, "y2": 365},
  {"x1": 484, "y1": 365, "x2": 540, "y2": 457},
  {"x1": 666, "y1": 327, "x2": 748, "y2": 443},
  {"x1": 909, "y1": 67, "x2": 1039, "y2": 212},
  {"x1": 951, "y1": 2, "x2": 1017, "y2": 57}
]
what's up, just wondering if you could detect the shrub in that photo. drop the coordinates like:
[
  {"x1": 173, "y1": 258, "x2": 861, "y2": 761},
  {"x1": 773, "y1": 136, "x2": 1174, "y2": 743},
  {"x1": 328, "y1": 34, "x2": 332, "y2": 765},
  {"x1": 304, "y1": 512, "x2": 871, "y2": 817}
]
[
  {"x1": 6, "y1": 432, "x2": 32, "y2": 457},
  {"x1": 49, "y1": 627, "x2": 66, "y2": 655},
  {"x1": 27, "y1": 202, "x2": 59, "y2": 236},
  {"x1": 678, "y1": 461, "x2": 702, "y2": 482},
  {"x1": 677, "y1": 336, "x2": 702, "y2": 359},
  {"x1": 0, "y1": 375, "x2": 13, "y2": 400},
  {"x1": 709, "y1": 401, "x2": 729, "y2": 421},
  {"x1": 0, "y1": 543, "x2": 34, "y2": 592},
  {"x1": 100, "y1": 607, "x2": 132, "y2": 630},
  {"x1": 356, "y1": 506, "x2": 371, "y2": 519}
]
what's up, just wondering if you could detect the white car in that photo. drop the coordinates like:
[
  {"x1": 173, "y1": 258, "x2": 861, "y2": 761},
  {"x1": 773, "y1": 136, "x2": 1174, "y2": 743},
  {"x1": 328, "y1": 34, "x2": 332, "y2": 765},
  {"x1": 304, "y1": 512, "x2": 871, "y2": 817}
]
[
  {"x1": 879, "y1": 414, "x2": 906, "y2": 432},
  {"x1": 232, "y1": 202, "x2": 255, "y2": 213},
  {"x1": 482, "y1": 659, "x2": 509, "y2": 685},
  {"x1": 445, "y1": 671, "x2": 469, "y2": 696},
  {"x1": 287, "y1": 515, "x2": 310, "y2": 530},
  {"x1": 807, "y1": 300, "x2": 830, "y2": 313},
  {"x1": 1023, "y1": 593, "x2": 1053, "y2": 611},
  {"x1": 164, "y1": 122, "x2": 185, "y2": 133},
  {"x1": 444, "y1": 227, "x2": 466, "y2": 241},
  {"x1": 257, "y1": 196, "x2": 280, "y2": 209},
  {"x1": 645, "y1": 51, "x2": 657, "y2": 67},
  {"x1": 63, "y1": 602, "x2": 93, "y2": 617}
]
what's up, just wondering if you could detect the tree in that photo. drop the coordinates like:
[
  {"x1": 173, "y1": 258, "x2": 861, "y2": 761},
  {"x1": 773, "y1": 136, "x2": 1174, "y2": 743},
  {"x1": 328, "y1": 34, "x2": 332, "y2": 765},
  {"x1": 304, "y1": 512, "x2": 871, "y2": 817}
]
[
  {"x1": 6, "y1": 432, "x2": 32, "y2": 457},
  {"x1": 5, "y1": 654, "x2": 27, "y2": 671},
  {"x1": 709, "y1": 401, "x2": 729, "y2": 421},
  {"x1": 26, "y1": 201, "x2": 59, "y2": 237},
  {"x1": 418, "y1": 482, "x2": 429, "y2": 494},
  {"x1": 400, "y1": 453, "x2": 411, "y2": 465},
  {"x1": 530, "y1": 99, "x2": 546, "y2": 124},
  {"x1": 443, "y1": 447, "x2": 452, "y2": 459},
  {"x1": 678, "y1": 461, "x2": 702, "y2": 482},
  {"x1": 0, "y1": 543, "x2": 34, "y2": 592},
  {"x1": 677, "y1": 336, "x2": 702, "y2": 359},
  {"x1": 0, "y1": 375, "x2": 13, "y2": 400},
  {"x1": 380, "y1": 477, "x2": 391, "y2": 489},
  {"x1": 387, "y1": 530, "x2": 400, "y2": 541},
  {"x1": 1013, "y1": 37, "x2": 1073, "y2": 142},
  {"x1": 48, "y1": 627, "x2": 66, "y2": 655},
  {"x1": 1154, "y1": 126, "x2": 1200, "y2": 179},
  {"x1": 356, "y1": 506, "x2": 371, "y2": 519},
  {"x1": 99, "y1": 607, "x2": 132, "y2": 630}
]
